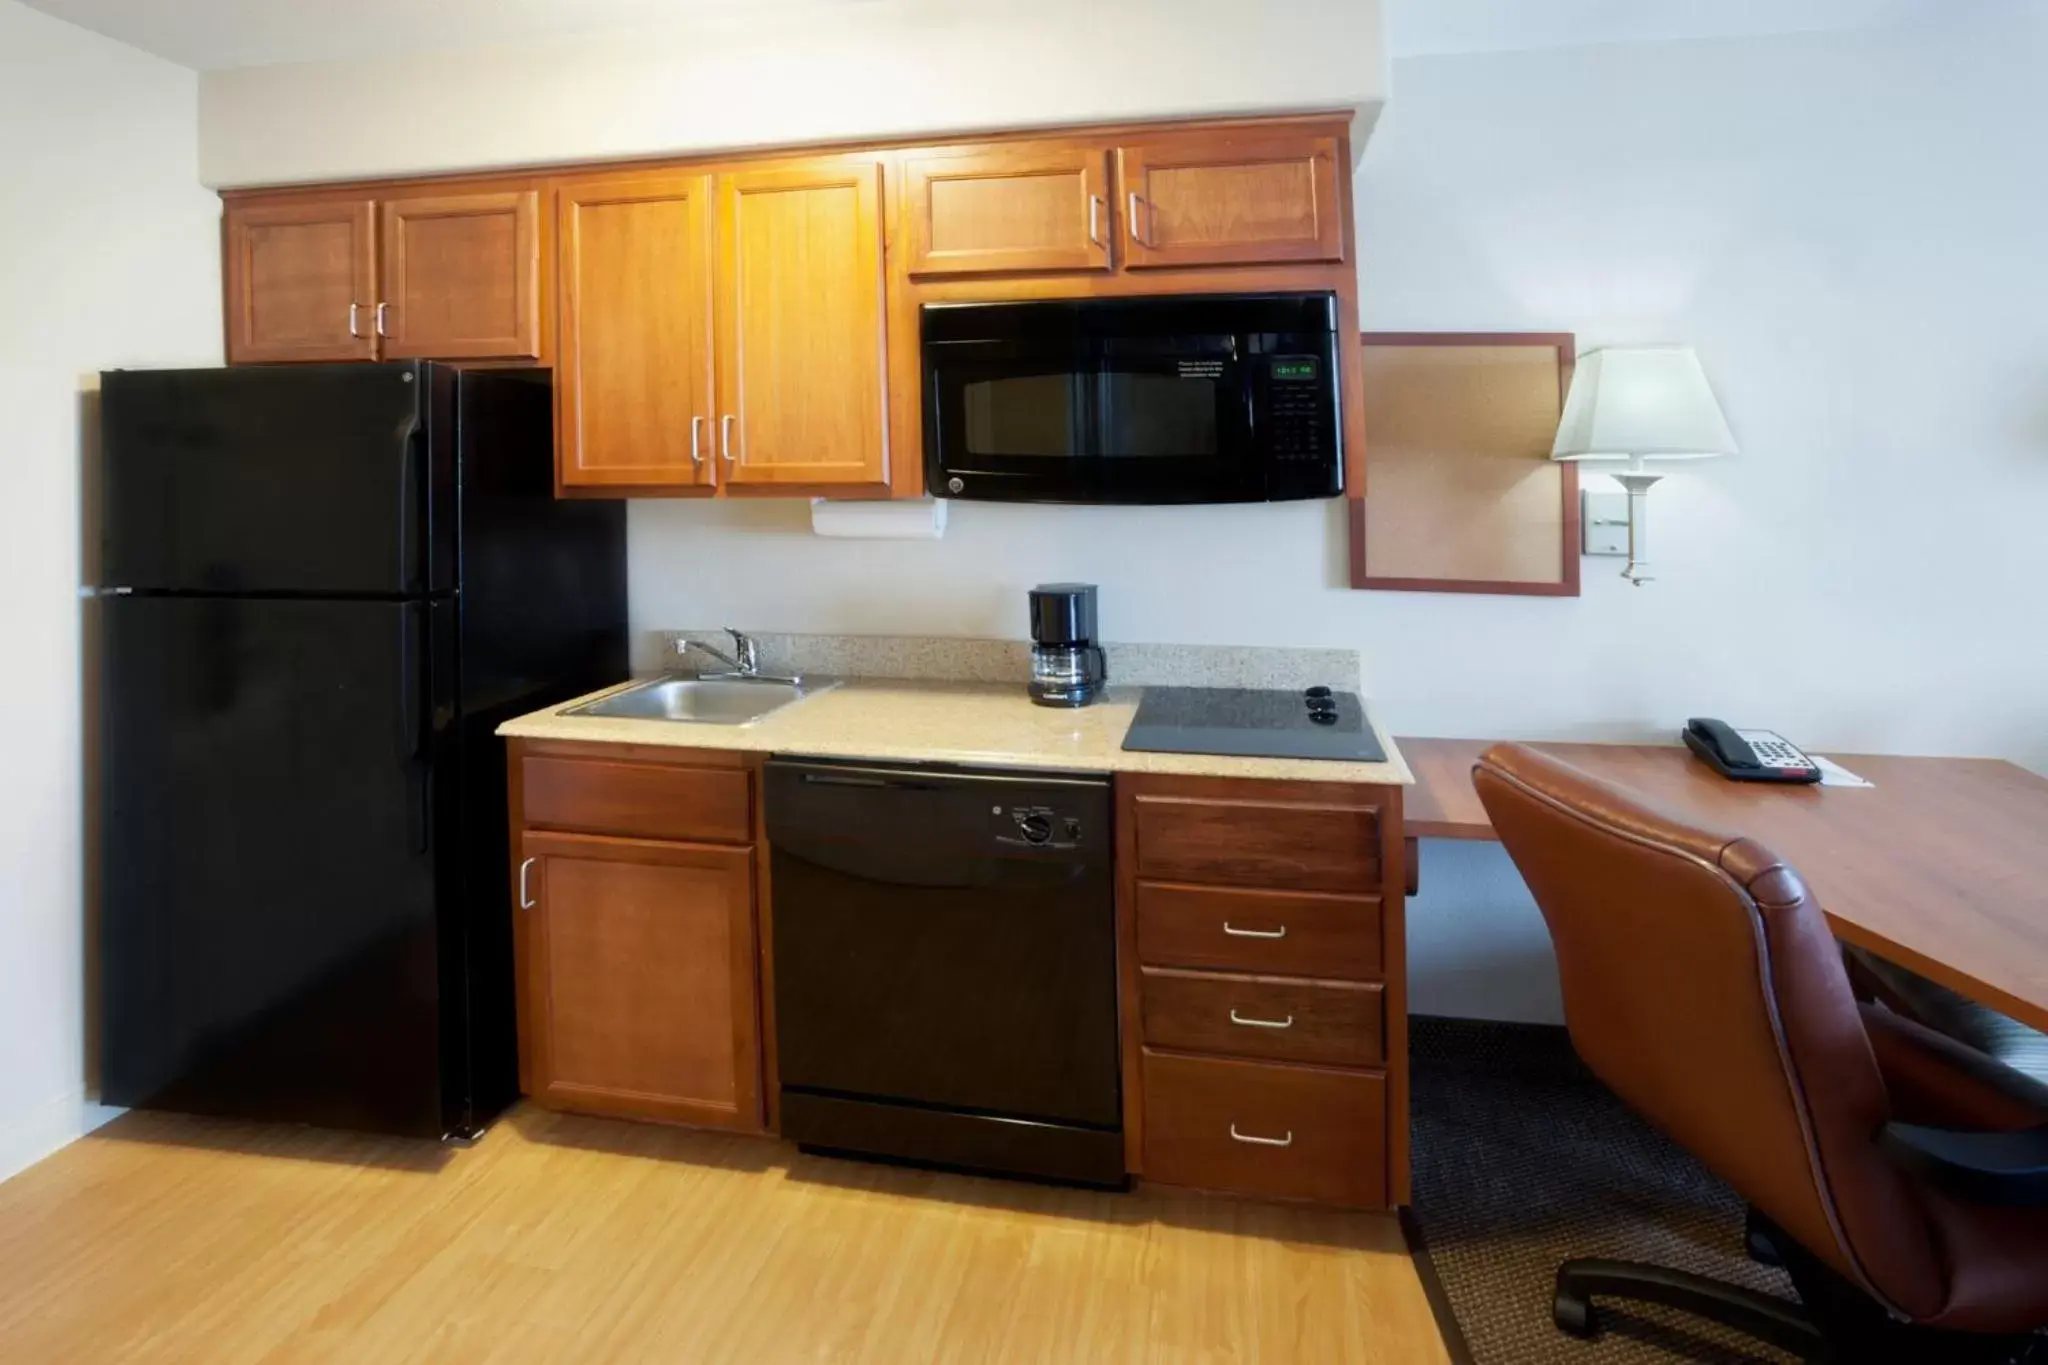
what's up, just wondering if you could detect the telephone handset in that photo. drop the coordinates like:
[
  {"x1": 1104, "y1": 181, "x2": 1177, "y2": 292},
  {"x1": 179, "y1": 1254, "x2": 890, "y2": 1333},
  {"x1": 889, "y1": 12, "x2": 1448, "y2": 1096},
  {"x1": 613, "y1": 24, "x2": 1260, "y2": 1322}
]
[{"x1": 1683, "y1": 718, "x2": 1822, "y2": 784}]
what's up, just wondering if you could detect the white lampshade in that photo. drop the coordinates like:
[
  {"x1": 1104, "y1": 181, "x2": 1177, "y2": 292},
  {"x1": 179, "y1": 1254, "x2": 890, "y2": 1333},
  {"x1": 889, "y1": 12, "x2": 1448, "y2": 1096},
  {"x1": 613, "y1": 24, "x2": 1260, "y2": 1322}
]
[{"x1": 1551, "y1": 346, "x2": 1738, "y2": 462}]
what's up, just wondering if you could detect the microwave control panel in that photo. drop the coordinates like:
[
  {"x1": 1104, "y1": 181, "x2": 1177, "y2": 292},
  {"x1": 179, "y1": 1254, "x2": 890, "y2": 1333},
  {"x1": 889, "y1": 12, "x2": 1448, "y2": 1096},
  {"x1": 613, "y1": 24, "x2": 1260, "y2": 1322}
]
[{"x1": 1264, "y1": 354, "x2": 1328, "y2": 463}]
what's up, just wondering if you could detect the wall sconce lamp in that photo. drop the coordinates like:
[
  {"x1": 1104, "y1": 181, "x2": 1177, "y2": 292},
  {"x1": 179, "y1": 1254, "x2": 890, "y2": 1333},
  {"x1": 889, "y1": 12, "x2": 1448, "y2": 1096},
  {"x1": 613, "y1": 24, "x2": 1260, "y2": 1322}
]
[{"x1": 1551, "y1": 346, "x2": 1738, "y2": 585}]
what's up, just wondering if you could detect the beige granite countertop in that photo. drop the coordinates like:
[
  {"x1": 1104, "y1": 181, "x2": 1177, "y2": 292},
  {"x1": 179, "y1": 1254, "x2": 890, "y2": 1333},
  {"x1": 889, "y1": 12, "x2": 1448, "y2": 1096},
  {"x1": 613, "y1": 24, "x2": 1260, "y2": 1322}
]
[{"x1": 498, "y1": 678, "x2": 1413, "y2": 786}]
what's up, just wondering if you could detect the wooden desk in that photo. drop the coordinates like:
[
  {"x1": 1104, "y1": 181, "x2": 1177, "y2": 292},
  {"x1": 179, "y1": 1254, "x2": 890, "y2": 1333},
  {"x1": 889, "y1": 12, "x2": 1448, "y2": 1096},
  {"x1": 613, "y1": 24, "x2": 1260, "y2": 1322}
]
[{"x1": 1397, "y1": 737, "x2": 2048, "y2": 1034}]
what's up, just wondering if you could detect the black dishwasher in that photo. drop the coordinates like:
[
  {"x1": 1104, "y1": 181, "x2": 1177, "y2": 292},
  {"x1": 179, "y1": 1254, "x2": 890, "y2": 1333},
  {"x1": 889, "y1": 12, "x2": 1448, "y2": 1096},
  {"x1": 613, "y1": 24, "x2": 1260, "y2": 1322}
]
[{"x1": 766, "y1": 758, "x2": 1123, "y2": 1187}]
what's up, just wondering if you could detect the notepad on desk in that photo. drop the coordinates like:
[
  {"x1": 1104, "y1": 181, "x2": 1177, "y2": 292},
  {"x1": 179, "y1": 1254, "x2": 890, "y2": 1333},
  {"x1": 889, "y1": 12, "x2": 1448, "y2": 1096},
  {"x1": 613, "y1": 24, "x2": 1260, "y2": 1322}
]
[{"x1": 1814, "y1": 756, "x2": 1874, "y2": 788}]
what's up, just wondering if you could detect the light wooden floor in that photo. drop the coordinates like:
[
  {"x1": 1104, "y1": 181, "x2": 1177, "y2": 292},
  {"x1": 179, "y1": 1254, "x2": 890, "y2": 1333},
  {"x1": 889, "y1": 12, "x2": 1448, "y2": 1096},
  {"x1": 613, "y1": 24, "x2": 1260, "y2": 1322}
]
[{"x1": 0, "y1": 1104, "x2": 1450, "y2": 1365}]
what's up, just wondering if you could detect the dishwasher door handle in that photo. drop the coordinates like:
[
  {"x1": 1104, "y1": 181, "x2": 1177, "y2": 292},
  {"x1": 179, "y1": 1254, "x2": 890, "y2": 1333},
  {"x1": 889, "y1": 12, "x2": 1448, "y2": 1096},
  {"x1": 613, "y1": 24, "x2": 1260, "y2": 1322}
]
[{"x1": 798, "y1": 772, "x2": 950, "y2": 792}]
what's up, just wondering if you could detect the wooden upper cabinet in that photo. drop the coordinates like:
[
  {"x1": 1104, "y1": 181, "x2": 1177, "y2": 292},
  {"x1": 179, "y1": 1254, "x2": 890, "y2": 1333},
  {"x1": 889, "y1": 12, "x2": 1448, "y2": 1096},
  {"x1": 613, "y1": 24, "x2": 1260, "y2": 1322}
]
[
  {"x1": 223, "y1": 199, "x2": 377, "y2": 363},
  {"x1": 519, "y1": 830, "x2": 760, "y2": 1130},
  {"x1": 902, "y1": 142, "x2": 1112, "y2": 276},
  {"x1": 556, "y1": 172, "x2": 718, "y2": 491},
  {"x1": 1117, "y1": 132, "x2": 1345, "y2": 269},
  {"x1": 717, "y1": 160, "x2": 889, "y2": 489},
  {"x1": 378, "y1": 190, "x2": 541, "y2": 361}
]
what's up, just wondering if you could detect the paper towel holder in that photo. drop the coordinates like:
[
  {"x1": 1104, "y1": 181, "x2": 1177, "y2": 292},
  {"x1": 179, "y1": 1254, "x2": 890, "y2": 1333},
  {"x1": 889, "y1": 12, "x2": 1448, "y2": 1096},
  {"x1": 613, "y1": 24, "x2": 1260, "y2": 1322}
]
[{"x1": 808, "y1": 498, "x2": 948, "y2": 540}]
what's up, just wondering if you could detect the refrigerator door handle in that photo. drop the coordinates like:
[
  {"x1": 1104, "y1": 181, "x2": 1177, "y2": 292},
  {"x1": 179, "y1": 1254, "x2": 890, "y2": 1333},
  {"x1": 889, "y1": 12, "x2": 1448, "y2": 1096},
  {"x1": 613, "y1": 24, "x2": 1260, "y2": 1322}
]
[
  {"x1": 397, "y1": 602, "x2": 429, "y2": 854},
  {"x1": 397, "y1": 601, "x2": 425, "y2": 760},
  {"x1": 395, "y1": 415, "x2": 422, "y2": 594}
]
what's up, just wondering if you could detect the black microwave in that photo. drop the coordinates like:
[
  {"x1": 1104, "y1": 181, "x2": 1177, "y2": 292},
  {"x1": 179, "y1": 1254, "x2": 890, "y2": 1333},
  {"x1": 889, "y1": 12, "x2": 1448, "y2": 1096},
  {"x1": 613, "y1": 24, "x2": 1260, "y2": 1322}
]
[{"x1": 922, "y1": 292, "x2": 1343, "y2": 505}]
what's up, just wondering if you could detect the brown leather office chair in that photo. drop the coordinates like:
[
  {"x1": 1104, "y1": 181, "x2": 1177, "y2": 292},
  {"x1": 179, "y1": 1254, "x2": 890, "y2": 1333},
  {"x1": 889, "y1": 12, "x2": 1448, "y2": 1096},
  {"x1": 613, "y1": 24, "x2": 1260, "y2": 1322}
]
[{"x1": 1473, "y1": 743, "x2": 2048, "y2": 1363}]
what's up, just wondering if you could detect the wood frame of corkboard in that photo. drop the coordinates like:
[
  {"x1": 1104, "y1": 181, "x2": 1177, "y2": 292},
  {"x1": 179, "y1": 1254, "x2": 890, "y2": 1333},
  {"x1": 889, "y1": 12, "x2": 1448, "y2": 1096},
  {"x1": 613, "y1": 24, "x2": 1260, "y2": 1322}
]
[{"x1": 1347, "y1": 332, "x2": 1579, "y2": 596}]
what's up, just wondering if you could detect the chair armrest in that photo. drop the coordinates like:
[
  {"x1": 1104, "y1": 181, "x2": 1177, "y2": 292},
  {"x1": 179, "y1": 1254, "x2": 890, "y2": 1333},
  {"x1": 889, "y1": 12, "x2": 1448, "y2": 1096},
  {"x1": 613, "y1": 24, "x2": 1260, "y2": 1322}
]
[
  {"x1": 1861, "y1": 1003, "x2": 2048, "y2": 1130},
  {"x1": 1881, "y1": 1122, "x2": 2048, "y2": 1206}
]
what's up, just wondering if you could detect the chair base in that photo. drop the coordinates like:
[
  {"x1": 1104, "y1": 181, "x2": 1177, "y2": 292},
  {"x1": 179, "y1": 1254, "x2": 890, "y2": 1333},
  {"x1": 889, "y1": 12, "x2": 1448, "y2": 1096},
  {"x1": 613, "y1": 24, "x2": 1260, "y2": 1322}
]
[
  {"x1": 1556, "y1": 1213, "x2": 2045, "y2": 1364},
  {"x1": 1553, "y1": 1258, "x2": 1824, "y2": 1360},
  {"x1": 1744, "y1": 1204, "x2": 1784, "y2": 1266}
]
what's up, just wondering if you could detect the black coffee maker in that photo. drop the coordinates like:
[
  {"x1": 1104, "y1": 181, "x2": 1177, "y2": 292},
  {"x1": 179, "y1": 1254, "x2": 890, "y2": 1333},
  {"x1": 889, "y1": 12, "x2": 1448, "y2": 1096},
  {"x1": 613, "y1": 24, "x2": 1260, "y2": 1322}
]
[{"x1": 1028, "y1": 583, "x2": 1108, "y2": 707}]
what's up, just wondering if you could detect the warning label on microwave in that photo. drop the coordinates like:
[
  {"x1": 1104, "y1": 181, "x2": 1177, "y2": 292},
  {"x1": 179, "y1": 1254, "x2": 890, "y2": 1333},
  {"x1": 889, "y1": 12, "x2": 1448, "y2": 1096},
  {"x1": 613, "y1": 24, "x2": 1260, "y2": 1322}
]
[{"x1": 1176, "y1": 360, "x2": 1225, "y2": 380}]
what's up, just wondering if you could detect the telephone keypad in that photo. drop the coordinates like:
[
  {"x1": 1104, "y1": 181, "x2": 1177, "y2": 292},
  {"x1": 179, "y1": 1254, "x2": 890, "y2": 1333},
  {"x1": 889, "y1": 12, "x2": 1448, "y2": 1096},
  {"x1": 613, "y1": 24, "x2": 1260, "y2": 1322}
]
[{"x1": 1738, "y1": 730, "x2": 1818, "y2": 771}]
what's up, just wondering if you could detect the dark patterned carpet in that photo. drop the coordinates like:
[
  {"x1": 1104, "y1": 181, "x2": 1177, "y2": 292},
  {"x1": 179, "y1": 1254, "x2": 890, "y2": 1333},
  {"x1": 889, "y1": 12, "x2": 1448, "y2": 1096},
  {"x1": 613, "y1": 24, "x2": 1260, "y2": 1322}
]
[{"x1": 1410, "y1": 1016, "x2": 1801, "y2": 1365}]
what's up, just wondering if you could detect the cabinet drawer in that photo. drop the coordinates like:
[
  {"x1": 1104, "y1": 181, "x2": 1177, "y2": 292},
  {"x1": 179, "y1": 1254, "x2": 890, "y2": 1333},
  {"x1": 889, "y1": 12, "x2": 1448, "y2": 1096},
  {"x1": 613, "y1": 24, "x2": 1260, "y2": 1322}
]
[
  {"x1": 1141, "y1": 968, "x2": 1383, "y2": 1068},
  {"x1": 1132, "y1": 794, "x2": 1380, "y2": 892},
  {"x1": 1136, "y1": 882, "x2": 1382, "y2": 980},
  {"x1": 521, "y1": 756, "x2": 752, "y2": 844},
  {"x1": 1142, "y1": 1050, "x2": 1386, "y2": 1208}
]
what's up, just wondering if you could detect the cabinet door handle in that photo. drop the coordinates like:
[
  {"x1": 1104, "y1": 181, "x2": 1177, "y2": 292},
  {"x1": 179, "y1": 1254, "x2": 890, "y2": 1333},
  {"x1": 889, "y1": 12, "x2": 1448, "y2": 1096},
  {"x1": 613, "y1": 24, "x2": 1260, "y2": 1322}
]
[
  {"x1": 348, "y1": 302, "x2": 362, "y2": 338},
  {"x1": 1229, "y1": 1009, "x2": 1295, "y2": 1030},
  {"x1": 1088, "y1": 194, "x2": 1104, "y2": 247},
  {"x1": 1223, "y1": 922, "x2": 1287, "y2": 940},
  {"x1": 375, "y1": 301, "x2": 390, "y2": 337},
  {"x1": 518, "y1": 857, "x2": 537, "y2": 910},
  {"x1": 1230, "y1": 1124, "x2": 1294, "y2": 1148},
  {"x1": 721, "y1": 414, "x2": 736, "y2": 464},
  {"x1": 690, "y1": 415, "x2": 705, "y2": 467},
  {"x1": 1127, "y1": 192, "x2": 1145, "y2": 246}
]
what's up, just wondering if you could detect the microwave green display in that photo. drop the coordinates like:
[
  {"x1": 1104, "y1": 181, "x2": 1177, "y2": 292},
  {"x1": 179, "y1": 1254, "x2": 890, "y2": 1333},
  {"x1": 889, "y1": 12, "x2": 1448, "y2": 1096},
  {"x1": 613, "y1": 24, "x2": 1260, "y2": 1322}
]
[{"x1": 1270, "y1": 357, "x2": 1320, "y2": 382}]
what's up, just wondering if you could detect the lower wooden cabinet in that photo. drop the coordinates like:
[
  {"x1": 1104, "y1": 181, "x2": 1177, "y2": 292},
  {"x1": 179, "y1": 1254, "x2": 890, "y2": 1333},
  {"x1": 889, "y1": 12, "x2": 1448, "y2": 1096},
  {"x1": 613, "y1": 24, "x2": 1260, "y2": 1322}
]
[
  {"x1": 1118, "y1": 771, "x2": 1408, "y2": 1209},
  {"x1": 501, "y1": 740, "x2": 1407, "y2": 1213},
  {"x1": 510, "y1": 740, "x2": 766, "y2": 1133},
  {"x1": 1142, "y1": 1050, "x2": 1386, "y2": 1208},
  {"x1": 1139, "y1": 967, "x2": 1385, "y2": 1069},
  {"x1": 519, "y1": 831, "x2": 760, "y2": 1129}
]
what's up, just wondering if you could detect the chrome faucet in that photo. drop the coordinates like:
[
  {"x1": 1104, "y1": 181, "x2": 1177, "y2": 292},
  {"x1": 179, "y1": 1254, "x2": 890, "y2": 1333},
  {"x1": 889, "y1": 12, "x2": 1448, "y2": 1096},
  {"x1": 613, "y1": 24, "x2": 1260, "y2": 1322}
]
[
  {"x1": 679, "y1": 627, "x2": 759, "y2": 677},
  {"x1": 678, "y1": 628, "x2": 805, "y2": 685}
]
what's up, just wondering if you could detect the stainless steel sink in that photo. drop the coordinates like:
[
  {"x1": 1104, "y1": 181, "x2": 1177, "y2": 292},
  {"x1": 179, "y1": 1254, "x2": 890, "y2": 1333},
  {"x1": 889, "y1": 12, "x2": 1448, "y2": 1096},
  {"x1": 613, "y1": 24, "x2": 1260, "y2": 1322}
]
[{"x1": 564, "y1": 675, "x2": 835, "y2": 726}]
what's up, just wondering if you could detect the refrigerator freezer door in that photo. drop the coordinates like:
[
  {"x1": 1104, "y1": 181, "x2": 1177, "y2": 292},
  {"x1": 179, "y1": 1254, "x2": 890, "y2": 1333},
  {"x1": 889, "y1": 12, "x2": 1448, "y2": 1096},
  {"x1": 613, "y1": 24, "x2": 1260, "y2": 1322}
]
[
  {"x1": 100, "y1": 364, "x2": 450, "y2": 596},
  {"x1": 99, "y1": 595, "x2": 456, "y2": 1137}
]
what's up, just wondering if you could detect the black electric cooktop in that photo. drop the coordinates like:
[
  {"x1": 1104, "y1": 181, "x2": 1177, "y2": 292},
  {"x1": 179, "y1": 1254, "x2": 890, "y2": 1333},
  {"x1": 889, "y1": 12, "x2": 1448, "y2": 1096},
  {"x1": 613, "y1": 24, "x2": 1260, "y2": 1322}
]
[{"x1": 1121, "y1": 686, "x2": 1387, "y2": 763}]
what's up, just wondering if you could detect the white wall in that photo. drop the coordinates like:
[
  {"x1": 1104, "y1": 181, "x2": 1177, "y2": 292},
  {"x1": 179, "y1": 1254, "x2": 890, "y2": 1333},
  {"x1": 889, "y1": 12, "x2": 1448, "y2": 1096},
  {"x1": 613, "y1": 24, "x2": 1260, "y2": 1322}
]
[
  {"x1": 628, "y1": 5, "x2": 2048, "y2": 1022},
  {"x1": 0, "y1": 0, "x2": 222, "y2": 1180},
  {"x1": 196, "y1": 0, "x2": 1389, "y2": 188}
]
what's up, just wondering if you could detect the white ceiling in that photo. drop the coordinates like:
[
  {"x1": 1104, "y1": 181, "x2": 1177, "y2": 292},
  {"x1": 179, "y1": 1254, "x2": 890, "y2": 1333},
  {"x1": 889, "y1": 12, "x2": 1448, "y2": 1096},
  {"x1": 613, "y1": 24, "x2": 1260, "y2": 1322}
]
[{"x1": 23, "y1": 0, "x2": 1970, "y2": 71}]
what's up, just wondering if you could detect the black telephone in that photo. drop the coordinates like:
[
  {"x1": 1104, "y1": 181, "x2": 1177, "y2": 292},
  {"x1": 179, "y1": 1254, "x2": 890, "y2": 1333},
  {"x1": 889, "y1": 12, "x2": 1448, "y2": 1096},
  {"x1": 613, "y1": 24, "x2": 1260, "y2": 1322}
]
[{"x1": 1683, "y1": 718, "x2": 1822, "y2": 784}]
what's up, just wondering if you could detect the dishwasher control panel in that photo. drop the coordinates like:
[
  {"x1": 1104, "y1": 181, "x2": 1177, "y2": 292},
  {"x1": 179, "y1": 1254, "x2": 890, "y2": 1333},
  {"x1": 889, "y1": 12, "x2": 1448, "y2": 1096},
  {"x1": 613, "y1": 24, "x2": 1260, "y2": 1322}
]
[{"x1": 996, "y1": 802, "x2": 1086, "y2": 850}]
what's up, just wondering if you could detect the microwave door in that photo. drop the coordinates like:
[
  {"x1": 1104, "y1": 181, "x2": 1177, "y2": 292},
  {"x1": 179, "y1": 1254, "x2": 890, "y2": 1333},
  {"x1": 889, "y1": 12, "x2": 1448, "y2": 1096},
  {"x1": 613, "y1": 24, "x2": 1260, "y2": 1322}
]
[
  {"x1": 925, "y1": 335, "x2": 1105, "y2": 500},
  {"x1": 1094, "y1": 335, "x2": 1259, "y2": 500}
]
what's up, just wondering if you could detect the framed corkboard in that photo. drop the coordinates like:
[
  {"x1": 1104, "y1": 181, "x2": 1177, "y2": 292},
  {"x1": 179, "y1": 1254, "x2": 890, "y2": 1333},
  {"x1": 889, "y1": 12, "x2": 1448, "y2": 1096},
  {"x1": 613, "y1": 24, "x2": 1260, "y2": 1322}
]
[{"x1": 1349, "y1": 333, "x2": 1578, "y2": 596}]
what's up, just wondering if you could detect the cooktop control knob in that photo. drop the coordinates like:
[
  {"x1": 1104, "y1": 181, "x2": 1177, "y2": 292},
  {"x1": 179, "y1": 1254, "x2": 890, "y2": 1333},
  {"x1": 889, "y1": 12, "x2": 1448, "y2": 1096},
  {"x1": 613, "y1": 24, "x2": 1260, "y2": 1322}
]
[{"x1": 1019, "y1": 812, "x2": 1055, "y2": 844}]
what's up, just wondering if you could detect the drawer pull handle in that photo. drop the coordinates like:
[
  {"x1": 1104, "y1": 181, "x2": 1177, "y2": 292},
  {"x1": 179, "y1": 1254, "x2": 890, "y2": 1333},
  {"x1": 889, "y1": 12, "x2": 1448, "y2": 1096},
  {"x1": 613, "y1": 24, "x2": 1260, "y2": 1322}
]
[
  {"x1": 1229, "y1": 1009, "x2": 1295, "y2": 1030},
  {"x1": 1230, "y1": 1124, "x2": 1294, "y2": 1148},
  {"x1": 1223, "y1": 922, "x2": 1287, "y2": 940}
]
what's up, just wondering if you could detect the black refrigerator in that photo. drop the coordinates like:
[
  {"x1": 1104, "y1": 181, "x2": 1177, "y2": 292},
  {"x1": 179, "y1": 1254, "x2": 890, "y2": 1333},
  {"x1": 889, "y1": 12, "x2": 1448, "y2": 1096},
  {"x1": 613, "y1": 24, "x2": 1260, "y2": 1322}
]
[{"x1": 97, "y1": 362, "x2": 626, "y2": 1140}]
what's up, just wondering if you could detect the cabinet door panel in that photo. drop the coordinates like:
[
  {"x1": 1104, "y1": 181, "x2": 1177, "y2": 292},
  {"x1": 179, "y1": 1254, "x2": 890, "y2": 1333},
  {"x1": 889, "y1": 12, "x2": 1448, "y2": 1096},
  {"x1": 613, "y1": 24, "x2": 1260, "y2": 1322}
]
[
  {"x1": 379, "y1": 190, "x2": 541, "y2": 360},
  {"x1": 521, "y1": 832, "x2": 759, "y2": 1129},
  {"x1": 903, "y1": 143, "x2": 1111, "y2": 275},
  {"x1": 718, "y1": 161, "x2": 889, "y2": 489},
  {"x1": 224, "y1": 199, "x2": 377, "y2": 363},
  {"x1": 1118, "y1": 134, "x2": 1344, "y2": 269},
  {"x1": 557, "y1": 173, "x2": 717, "y2": 490}
]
